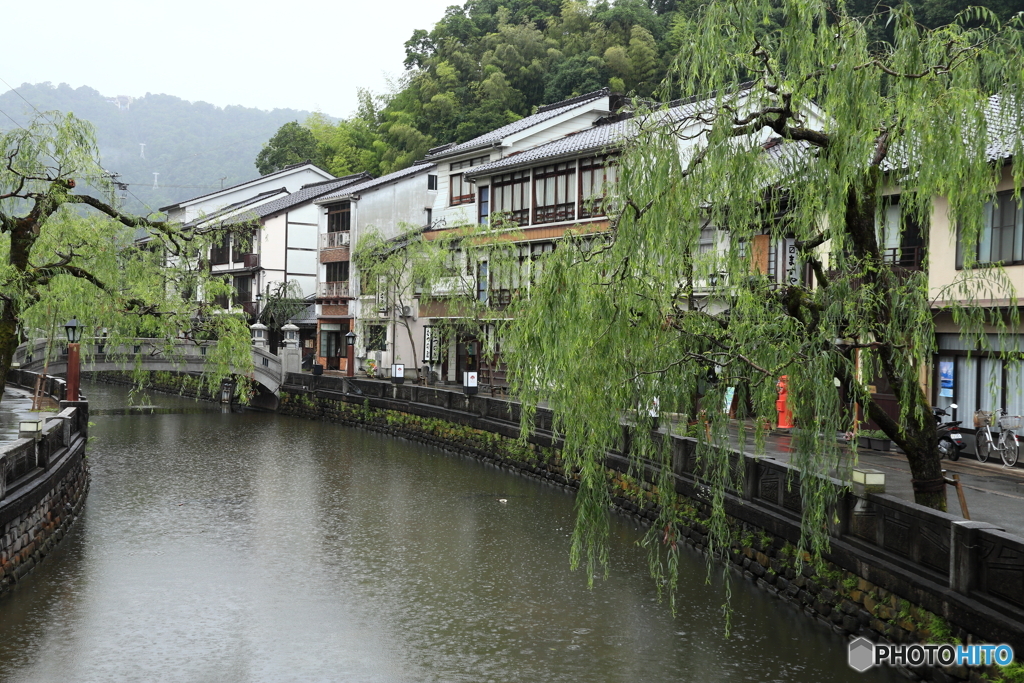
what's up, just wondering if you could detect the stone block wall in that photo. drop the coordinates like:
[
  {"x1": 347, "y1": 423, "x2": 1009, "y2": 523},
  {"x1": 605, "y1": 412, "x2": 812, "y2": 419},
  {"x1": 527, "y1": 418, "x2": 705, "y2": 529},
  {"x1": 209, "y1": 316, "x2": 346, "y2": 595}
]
[
  {"x1": 1, "y1": 371, "x2": 89, "y2": 599},
  {"x1": 0, "y1": 458, "x2": 87, "y2": 596}
]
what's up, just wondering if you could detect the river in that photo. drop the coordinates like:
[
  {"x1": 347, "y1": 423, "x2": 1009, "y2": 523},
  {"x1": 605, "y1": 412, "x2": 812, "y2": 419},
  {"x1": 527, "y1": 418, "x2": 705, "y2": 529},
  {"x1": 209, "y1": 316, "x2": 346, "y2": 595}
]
[{"x1": 0, "y1": 381, "x2": 900, "y2": 682}]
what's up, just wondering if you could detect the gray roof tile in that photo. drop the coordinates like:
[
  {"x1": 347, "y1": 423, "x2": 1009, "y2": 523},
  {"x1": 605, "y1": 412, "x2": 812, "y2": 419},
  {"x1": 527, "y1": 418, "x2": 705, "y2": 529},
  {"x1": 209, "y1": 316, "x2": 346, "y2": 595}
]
[
  {"x1": 464, "y1": 118, "x2": 630, "y2": 177},
  {"x1": 427, "y1": 89, "x2": 610, "y2": 160},
  {"x1": 316, "y1": 162, "x2": 437, "y2": 203},
  {"x1": 225, "y1": 172, "x2": 370, "y2": 223}
]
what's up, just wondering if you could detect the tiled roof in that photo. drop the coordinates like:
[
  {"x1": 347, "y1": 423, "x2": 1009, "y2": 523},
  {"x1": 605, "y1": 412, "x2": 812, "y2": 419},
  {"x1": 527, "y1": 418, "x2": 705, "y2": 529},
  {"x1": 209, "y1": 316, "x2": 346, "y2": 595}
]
[
  {"x1": 465, "y1": 118, "x2": 631, "y2": 177},
  {"x1": 223, "y1": 172, "x2": 370, "y2": 224},
  {"x1": 182, "y1": 188, "x2": 288, "y2": 228},
  {"x1": 316, "y1": 162, "x2": 436, "y2": 203},
  {"x1": 160, "y1": 161, "x2": 333, "y2": 212},
  {"x1": 426, "y1": 89, "x2": 610, "y2": 160},
  {"x1": 462, "y1": 98, "x2": 711, "y2": 177}
]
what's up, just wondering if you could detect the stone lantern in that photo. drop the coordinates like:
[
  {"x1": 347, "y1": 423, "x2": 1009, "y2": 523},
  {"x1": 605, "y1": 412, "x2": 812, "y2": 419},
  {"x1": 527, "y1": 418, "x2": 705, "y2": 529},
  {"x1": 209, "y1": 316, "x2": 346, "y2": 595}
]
[
  {"x1": 282, "y1": 323, "x2": 299, "y2": 349},
  {"x1": 250, "y1": 322, "x2": 268, "y2": 349}
]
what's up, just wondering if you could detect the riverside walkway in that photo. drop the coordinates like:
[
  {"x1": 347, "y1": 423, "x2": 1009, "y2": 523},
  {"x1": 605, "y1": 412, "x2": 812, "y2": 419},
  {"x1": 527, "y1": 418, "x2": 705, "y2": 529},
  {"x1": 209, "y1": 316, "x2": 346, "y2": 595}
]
[{"x1": 722, "y1": 422, "x2": 1024, "y2": 537}]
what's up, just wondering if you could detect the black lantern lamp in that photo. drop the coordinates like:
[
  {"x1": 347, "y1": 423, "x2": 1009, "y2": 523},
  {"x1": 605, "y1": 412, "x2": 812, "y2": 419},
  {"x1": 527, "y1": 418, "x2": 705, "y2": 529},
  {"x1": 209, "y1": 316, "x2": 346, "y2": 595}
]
[
  {"x1": 345, "y1": 331, "x2": 357, "y2": 378},
  {"x1": 64, "y1": 319, "x2": 81, "y2": 343},
  {"x1": 64, "y1": 318, "x2": 82, "y2": 402}
]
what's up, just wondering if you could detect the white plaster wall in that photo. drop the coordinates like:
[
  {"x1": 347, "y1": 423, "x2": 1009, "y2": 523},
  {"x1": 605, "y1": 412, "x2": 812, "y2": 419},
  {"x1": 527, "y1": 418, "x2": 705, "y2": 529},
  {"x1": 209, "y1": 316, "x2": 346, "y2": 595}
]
[
  {"x1": 180, "y1": 167, "x2": 330, "y2": 222},
  {"x1": 358, "y1": 174, "x2": 433, "y2": 239},
  {"x1": 287, "y1": 222, "x2": 317, "y2": 250},
  {"x1": 262, "y1": 214, "x2": 288, "y2": 273}
]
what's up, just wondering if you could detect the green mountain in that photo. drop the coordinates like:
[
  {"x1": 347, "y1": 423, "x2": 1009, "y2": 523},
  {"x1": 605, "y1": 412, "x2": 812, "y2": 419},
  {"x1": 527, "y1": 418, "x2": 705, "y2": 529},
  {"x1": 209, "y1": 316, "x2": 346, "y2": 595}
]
[
  {"x1": 0, "y1": 82, "x2": 314, "y2": 215},
  {"x1": 265, "y1": 0, "x2": 1022, "y2": 179}
]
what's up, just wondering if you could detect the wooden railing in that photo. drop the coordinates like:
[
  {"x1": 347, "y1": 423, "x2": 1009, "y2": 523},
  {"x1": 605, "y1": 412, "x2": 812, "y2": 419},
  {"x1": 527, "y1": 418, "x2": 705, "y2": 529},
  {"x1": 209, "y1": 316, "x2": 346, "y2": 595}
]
[
  {"x1": 317, "y1": 281, "x2": 349, "y2": 298},
  {"x1": 533, "y1": 203, "x2": 575, "y2": 225},
  {"x1": 320, "y1": 231, "x2": 351, "y2": 249}
]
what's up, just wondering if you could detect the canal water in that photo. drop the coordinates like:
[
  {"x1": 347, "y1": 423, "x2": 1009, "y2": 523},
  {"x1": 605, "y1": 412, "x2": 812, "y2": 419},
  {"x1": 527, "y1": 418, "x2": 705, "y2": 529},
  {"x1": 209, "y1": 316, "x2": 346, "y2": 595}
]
[{"x1": 0, "y1": 382, "x2": 900, "y2": 682}]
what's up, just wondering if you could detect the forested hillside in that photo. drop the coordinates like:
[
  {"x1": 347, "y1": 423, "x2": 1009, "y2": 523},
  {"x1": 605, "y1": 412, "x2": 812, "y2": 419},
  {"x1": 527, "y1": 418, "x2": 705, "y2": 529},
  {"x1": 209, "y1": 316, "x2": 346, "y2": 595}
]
[
  {"x1": 270, "y1": 0, "x2": 1021, "y2": 178},
  {"x1": 0, "y1": 83, "x2": 311, "y2": 215}
]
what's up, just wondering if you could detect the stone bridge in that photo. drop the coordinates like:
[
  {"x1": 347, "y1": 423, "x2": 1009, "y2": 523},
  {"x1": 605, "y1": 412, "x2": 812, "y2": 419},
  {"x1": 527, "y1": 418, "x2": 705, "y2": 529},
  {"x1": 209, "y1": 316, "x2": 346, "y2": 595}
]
[{"x1": 12, "y1": 333, "x2": 299, "y2": 409}]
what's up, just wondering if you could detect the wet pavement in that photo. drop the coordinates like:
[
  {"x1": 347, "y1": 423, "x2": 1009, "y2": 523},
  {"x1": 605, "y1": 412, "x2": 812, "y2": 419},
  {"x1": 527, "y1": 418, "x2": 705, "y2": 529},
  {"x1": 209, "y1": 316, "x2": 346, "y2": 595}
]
[{"x1": 726, "y1": 426, "x2": 1024, "y2": 538}]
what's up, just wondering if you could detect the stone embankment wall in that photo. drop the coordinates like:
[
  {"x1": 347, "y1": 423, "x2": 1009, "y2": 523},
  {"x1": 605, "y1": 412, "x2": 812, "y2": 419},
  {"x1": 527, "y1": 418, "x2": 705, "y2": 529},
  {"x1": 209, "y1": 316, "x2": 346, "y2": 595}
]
[
  {"x1": 278, "y1": 374, "x2": 1024, "y2": 683},
  {"x1": 87, "y1": 370, "x2": 221, "y2": 402},
  {"x1": 1, "y1": 370, "x2": 89, "y2": 599}
]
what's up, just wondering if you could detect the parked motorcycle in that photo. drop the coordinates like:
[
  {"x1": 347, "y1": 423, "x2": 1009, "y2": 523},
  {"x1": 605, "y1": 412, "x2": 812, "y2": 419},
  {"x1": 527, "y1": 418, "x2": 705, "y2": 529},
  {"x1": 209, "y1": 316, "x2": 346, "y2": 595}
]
[{"x1": 933, "y1": 404, "x2": 964, "y2": 461}]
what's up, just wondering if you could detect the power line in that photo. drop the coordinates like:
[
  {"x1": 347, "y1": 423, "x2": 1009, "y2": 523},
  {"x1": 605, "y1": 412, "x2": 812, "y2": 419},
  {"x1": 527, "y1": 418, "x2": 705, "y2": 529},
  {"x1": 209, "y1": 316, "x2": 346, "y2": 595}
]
[
  {"x1": 0, "y1": 105, "x2": 26, "y2": 131},
  {"x1": 0, "y1": 75, "x2": 46, "y2": 119}
]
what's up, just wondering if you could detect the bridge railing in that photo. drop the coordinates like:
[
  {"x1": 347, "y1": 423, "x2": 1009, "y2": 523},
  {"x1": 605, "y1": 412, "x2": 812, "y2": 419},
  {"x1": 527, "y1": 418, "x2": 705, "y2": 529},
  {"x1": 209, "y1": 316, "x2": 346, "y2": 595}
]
[{"x1": 14, "y1": 337, "x2": 285, "y2": 395}]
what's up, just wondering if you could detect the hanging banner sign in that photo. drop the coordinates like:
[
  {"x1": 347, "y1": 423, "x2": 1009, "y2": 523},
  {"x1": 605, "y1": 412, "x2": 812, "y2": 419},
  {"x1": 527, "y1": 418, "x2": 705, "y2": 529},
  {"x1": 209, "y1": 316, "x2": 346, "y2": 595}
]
[
  {"x1": 784, "y1": 238, "x2": 801, "y2": 286},
  {"x1": 423, "y1": 326, "x2": 441, "y2": 363}
]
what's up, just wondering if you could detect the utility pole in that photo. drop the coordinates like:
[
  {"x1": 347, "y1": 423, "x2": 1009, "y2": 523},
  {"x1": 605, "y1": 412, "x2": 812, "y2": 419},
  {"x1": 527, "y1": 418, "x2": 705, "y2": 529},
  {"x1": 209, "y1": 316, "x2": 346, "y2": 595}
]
[
  {"x1": 139, "y1": 143, "x2": 146, "y2": 159},
  {"x1": 152, "y1": 172, "x2": 159, "y2": 189},
  {"x1": 106, "y1": 172, "x2": 128, "y2": 209}
]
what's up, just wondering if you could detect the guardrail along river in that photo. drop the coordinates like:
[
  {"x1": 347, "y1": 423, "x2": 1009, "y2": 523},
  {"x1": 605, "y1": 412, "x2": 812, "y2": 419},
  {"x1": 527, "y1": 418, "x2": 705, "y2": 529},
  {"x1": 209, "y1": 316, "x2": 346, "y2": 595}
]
[{"x1": 0, "y1": 382, "x2": 898, "y2": 682}]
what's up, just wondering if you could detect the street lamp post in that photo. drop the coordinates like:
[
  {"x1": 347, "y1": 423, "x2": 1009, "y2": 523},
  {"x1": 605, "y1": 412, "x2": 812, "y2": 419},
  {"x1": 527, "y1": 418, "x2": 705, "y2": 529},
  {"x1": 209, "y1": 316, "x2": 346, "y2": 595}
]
[
  {"x1": 345, "y1": 331, "x2": 356, "y2": 378},
  {"x1": 64, "y1": 319, "x2": 82, "y2": 401}
]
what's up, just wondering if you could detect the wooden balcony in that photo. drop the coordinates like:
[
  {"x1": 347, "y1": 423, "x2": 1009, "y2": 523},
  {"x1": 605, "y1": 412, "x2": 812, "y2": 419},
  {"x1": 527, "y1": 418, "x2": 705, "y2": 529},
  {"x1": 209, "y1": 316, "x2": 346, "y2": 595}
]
[
  {"x1": 320, "y1": 231, "x2": 351, "y2": 249},
  {"x1": 317, "y1": 281, "x2": 350, "y2": 299}
]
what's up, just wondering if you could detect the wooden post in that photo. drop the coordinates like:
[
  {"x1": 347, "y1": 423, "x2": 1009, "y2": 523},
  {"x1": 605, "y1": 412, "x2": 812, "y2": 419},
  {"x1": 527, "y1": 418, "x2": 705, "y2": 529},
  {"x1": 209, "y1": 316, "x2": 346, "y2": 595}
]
[
  {"x1": 943, "y1": 471, "x2": 970, "y2": 519},
  {"x1": 66, "y1": 342, "x2": 80, "y2": 402}
]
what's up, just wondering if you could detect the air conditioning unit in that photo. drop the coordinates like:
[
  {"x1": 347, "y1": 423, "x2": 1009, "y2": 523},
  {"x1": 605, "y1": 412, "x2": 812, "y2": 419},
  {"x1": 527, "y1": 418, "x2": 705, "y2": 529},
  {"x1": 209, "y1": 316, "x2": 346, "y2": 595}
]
[
  {"x1": 401, "y1": 305, "x2": 416, "y2": 320},
  {"x1": 372, "y1": 350, "x2": 383, "y2": 362}
]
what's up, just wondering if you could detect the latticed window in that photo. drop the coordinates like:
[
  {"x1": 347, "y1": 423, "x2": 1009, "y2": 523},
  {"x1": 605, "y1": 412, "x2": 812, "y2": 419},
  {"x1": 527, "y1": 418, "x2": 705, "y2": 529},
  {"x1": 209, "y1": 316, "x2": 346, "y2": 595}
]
[
  {"x1": 579, "y1": 156, "x2": 618, "y2": 219},
  {"x1": 533, "y1": 162, "x2": 576, "y2": 225},
  {"x1": 491, "y1": 171, "x2": 530, "y2": 226},
  {"x1": 327, "y1": 202, "x2": 351, "y2": 232},
  {"x1": 449, "y1": 156, "x2": 489, "y2": 206},
  {"x1": 519, "y1": 241, "x2": 555, "y2": 285},
  {"x1": 325, "y1": 261, "x2": 349, "y2": 283}
]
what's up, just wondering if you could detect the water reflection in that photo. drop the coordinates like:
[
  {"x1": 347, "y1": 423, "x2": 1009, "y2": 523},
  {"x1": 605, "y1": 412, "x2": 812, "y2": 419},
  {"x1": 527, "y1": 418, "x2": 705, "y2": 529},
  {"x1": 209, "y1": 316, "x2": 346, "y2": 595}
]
[{"x1": 0, "y1": 381, "x2": 900, "y2": 682}]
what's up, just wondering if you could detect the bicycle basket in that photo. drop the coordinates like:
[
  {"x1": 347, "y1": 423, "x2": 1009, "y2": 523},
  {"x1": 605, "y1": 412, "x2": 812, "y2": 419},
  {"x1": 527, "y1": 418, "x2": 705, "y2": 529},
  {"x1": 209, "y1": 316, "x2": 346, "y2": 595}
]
[
  {"x1": 998, "y1": 415, "x2": 1023, "y2": 430},
  {"x1": 974, "y1": 410, "x2": 994, "y2": 428}
]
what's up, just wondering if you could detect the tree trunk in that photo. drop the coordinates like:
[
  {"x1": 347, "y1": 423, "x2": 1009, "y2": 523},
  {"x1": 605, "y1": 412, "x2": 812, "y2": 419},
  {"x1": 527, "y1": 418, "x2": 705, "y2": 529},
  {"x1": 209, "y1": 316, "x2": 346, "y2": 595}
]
[
  {"x1": 0, "y1": 225, "x2": 34, "y2": 406},
  {"x1": 0, "y1": 309, "x2": 18, "y2": 405},
  {"x1": 845, "y1": 181, "x2": 947, "y2": 511}
]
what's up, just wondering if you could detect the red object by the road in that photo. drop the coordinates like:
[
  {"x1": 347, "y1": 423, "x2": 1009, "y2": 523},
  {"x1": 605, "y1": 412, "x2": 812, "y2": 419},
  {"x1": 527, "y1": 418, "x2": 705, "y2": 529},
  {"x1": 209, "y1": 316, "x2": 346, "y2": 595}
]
[{"x1": 776, "y1": 375, "x2": 794, "y2": 429}]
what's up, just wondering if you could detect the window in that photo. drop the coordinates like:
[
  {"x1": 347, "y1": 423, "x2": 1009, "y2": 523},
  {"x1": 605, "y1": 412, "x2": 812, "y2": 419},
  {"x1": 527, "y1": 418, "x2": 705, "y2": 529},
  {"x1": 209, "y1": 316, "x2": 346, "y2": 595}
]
[
  {"x1": 327, "y1": 202, "x2": 351, "y2": 233},
  {"x1": 477, "y1": 260, "x2": 489, "y2": 303},
  {"x1": 957, "y1": 191, "x2": 1023, "y2": 267},
  {"x1": 579, "y1": 156, "x2": 618, "y2": 219},
  {"x1": 442, "y1": 249, "x2": 465, "y2": 277},
  {"x1": 233, "y1": 276, "x2": 252, "y2": 303},
  {"x1": 478, "y1": 186, "x2": 490, "y2": 226},
  {"x1": 427, "y1": 174, "x2": 438, "y2": 191},
  {"x1": 533, "y1": 162, "x2": 576, "y2": 224},
  {"x1": 519, "y1": 242, "x2": 555, "y2": 286},
  {"x1": 325, "y1": 261, "x2": 349, "y2": 283},
  {"x1": 449, "y1": 156, "x2": 489, "y2": 206},
  {"x1": 231, "y1": 231, "x2": 254, "y2": 262},
  {"x1": 366, "y1": 325, "x2": 387, "y2": 351},
  {"x1": 210, "y1": 233, "x2": 230, "y2": 265},
  {"x1": 425, "y1": 207, "x2": 432, "y2": 227},
  {"x1": 491, "y1": 171, "x2": 529, "y2": 226}
]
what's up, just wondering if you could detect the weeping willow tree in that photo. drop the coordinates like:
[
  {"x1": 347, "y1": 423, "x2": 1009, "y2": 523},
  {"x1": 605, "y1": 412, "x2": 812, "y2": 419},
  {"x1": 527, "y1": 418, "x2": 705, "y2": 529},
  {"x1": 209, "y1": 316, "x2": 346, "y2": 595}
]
[
  {"x1": 354, "y1": 218, "x2": 529, "y2": 379},
  {"x1": 504, "y1": 0, "x2": 1024, "y2": 598},
  {"x1": 0, "y1": 111, "x2": 255, "y2": 405}
]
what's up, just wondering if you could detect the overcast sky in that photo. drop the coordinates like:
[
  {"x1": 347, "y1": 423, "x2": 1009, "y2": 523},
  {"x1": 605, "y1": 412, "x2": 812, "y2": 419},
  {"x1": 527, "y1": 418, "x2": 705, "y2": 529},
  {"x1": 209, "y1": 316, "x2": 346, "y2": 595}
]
[{"x1": 0, "y1": 0, "x2": 458, "y2": 118}]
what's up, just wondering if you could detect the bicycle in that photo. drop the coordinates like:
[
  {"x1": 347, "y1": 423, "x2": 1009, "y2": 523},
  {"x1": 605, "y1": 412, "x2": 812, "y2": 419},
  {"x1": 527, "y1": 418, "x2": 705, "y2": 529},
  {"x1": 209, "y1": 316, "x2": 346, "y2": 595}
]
[{"x1": 973, "y1": 409, "x2": 1020, "y2": 467}]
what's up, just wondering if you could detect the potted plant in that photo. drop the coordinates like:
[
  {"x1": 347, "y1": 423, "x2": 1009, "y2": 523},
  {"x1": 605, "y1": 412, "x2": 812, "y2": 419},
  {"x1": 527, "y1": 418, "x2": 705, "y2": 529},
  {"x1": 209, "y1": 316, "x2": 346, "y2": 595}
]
[{"x1": 862, "y1": 429, "x2": 891, "y2": 452}]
